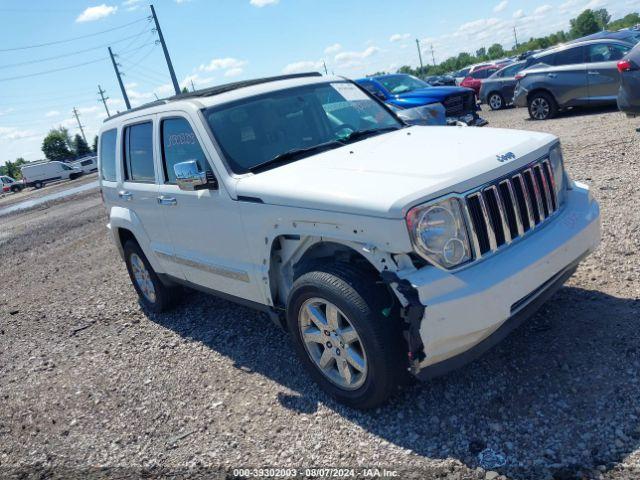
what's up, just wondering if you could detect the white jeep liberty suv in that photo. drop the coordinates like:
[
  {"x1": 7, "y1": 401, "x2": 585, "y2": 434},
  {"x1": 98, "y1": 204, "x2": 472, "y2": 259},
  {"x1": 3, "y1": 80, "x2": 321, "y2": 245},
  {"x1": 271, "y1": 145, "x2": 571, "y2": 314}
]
[{"x1": 98, "y1": 73, "x2": 601, "y2": 409}]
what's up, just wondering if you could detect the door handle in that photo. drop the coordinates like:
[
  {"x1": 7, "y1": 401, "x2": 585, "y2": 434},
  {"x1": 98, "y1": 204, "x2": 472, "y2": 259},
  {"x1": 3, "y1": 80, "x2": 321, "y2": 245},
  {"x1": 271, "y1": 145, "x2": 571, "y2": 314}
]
[
  {"x1": 118, "y1": 190, "x2": 132, "y2": 201},
  {"x1": 157, "y1": 196, "x2": 177, "y2": 206},
  {"x1": 547, "y1": 73, "x2": 557, "y2": 78},
  {"x1": 588, "y1": 71, "x2": 600, "y2": 75}
]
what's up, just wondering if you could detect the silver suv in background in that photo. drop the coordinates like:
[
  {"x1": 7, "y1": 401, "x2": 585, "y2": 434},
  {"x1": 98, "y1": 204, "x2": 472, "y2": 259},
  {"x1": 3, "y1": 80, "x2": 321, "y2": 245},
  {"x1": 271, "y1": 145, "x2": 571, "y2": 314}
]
[{"x1": 514, "y1": 39, "x2": 633, "y2": 120}]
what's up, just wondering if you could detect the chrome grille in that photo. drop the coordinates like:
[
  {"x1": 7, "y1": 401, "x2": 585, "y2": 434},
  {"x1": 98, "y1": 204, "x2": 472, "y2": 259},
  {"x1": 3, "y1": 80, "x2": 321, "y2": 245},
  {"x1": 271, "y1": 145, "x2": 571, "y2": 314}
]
[{"x1": 464, "y1": 158, "x2": 559, "y2": 259}]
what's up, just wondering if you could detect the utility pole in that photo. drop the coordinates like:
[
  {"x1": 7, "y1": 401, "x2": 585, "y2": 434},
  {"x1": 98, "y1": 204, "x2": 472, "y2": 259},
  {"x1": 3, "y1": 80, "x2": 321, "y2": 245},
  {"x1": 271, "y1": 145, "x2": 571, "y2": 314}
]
[
  {"x1": 416, "y1": 39, "x2": 424, "y2": 71},
  {"x1": 513, "y1": 26, "x2": 519, "y2": 48},
  {"x1": 322, "y1": 60, "x2": 328, "y2": 75},
  {"x1": 430, "y1": 44, "x2": 436, "y2": 66},
  {"x1": 150, "y1": 4, "x2": 180, "y2": 96},
  {"x1": 98, "y1": 85, "x2": 111, "y2": 118},
  {"x1": 190, "y1": 79, "x2": 196, "y2": 92},
  {"x1": 109, "y1": 47, "x2": 131, "y2": 110},
  {"x1": 72, "y1": 107, "x2": 87, "y2": 144}
]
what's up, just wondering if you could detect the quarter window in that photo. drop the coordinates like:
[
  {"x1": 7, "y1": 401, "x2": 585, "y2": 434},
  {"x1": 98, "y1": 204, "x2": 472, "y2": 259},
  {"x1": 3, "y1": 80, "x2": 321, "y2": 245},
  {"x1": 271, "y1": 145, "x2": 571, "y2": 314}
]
[
  {"x1": 161, "y1": 118, "x2": 210, "y2": 184},
  {"x1": 123, "y1": 122, "x2": 155, "y2": 183},
  {"x1": 99, "y1": 129, "x2": 117, "y2": 181}
]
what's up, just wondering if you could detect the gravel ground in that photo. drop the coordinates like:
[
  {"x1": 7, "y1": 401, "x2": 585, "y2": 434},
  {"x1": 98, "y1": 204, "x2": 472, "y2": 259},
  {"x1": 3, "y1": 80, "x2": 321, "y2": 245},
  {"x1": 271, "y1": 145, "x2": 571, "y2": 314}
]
[{"x1": 1, "y1": 106, "x2": 639, "y2": 480}]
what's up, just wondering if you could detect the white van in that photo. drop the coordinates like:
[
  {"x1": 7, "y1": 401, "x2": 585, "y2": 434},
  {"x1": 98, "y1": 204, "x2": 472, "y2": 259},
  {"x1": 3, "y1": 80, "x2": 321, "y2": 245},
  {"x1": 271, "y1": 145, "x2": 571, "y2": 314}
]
[
  {"x1": 21, "y1": 161, "x2": 83, "y2": 189},
  {"x1": 71, "y1": 156, "x2": 98, "y2": 174}
]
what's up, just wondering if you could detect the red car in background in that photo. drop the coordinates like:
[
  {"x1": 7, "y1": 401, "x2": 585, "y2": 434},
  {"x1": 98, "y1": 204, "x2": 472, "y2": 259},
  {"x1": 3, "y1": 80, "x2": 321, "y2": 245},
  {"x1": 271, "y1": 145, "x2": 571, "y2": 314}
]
[{"x1": 460, "y1": 65, "x2": 500, "y2": 96}]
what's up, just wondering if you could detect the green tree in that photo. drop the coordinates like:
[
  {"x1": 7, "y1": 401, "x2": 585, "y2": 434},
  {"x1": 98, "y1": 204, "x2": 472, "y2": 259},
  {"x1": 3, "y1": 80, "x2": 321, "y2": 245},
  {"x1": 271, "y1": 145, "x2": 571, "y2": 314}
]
[
  {"x1": 475, "y1": 47, "x2": 487, "y2": 59},
  {"x1": 42, "y1": 127, "x2": 74, "y2": 161},
  {"x1": 607, "y1": 12, "x2": 640, "y2": 30},
  {"x1": 92, "y1": 135, "x2": 98, "y2": 154},
  {"x1": 72, "y1": 134, "x2": 92, "y2": 157},
  {"x1": 487, "y1": 43, "x2": 505, "y2": 59},
  {"x1": 1, "y1": 158, "x2": 27, "y2": 179},
  {"x1": 593, "y1": 8, "x2": 611, "y2": 30},
  {"x1": 570, "y1": 9, "x2": 601, "y2": 38}
]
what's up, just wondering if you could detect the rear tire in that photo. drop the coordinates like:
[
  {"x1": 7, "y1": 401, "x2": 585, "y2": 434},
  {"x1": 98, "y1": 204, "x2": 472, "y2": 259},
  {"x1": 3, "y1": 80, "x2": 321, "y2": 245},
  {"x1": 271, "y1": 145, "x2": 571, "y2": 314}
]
[
  {"x1": 69, "y1": 173, "x2": 81, "y2": 180},
  {"x1": 528, "y1": 92, "x2": 557, "y2": 120},
  {"x1": 123, "y1": 240, "x2": 177, "y2": 313},
  {"x1": 286, "y1": 263, "x2": 406, "y2": 409},
  {"x1": 488, "y1": 92, "x2": 505, "y2": 110},
  {"x1": 10, "y1": 185, "x2": 20, "y2": 193},
  {"x1": 34, "y1": 181, "x2": 43, "y2": 189}
]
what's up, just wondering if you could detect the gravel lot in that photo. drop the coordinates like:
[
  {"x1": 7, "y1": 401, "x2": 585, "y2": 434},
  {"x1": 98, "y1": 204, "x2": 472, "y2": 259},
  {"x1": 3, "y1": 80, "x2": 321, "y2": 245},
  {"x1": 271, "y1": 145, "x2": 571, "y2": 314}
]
[{"x1": 1, "y1": 106, "x2": 639, "y2": 480}]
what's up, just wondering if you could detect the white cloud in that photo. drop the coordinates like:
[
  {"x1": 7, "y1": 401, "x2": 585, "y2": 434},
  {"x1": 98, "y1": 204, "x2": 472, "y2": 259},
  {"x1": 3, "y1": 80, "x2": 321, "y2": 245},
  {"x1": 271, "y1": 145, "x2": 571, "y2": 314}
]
[
  {"x1": 199, "y1": 57, "x2": 247, "y2": 72},
  {"x1": 534, "y1": 4, "x2": 553, "y2": 15},
  {"x1": 0, "y1": 127, "x2": 35, "y2": 140},
  {"x1": 76, "y1": 4, "x2": 118, "y2": 22},
  {"x1": 324, "y1": 43, "x2": 342, "y2": 54},
  {"x1": 493, "y1": 0, "x2": 508, "y2": 13},
  {"x1": 249, "y1": 0, "x2": 279, "y2": 7},
  {"x1": 389, "y1": 33, "x2": 411, "y2": 42},
  {"x1": 121, "y1": 0, "x2": 141, "y2": 10},
  {"x1": 513, "y1": 9, "x2": 525, "y2": 18},
  {"x1": 224, "y1": 67, "x2": 244, "y2": 77},
  {"x1": 282, "y1": 60, "x2": 324, "y2": 74},
  {"x1": 334, "y1": 46, "x2": 380, "y2": 64},
  {"x1": 179, "y1": 74, "x2": 214, "y2": 91},
  {"x1": 45, "y1": 110, "x2": 60, "y2": 117}
]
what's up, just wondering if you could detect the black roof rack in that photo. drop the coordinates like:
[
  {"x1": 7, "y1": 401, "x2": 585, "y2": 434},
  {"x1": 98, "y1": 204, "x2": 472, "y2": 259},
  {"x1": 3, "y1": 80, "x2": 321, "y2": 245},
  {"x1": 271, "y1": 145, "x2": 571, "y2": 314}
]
[{"x1": 105, "y1": 72, "x2": 322, "y2": 122}]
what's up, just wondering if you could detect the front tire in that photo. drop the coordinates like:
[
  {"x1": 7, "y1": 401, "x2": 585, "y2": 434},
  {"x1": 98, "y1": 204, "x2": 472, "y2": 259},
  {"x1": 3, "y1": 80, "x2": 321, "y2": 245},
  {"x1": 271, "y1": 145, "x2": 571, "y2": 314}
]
[
  {"x1": 488, "y1": 92, "x2": 504, "y2": 110},
  {"x1": 123, "y1": 240, "x2": 176, "y2": 313},
  {"x1": 528, "y1": 92, "x2": 557, "y2": 120},
  {"x1": 286, "y1": 264, "x2": 405, "y2": 409}
]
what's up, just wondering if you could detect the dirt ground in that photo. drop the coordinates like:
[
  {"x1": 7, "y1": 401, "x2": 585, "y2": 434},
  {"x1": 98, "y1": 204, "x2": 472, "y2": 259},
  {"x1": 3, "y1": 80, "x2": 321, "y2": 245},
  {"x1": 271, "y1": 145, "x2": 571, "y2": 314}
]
[{"x1": 0, "y1": 106, "x2": 639, "y2": 480}]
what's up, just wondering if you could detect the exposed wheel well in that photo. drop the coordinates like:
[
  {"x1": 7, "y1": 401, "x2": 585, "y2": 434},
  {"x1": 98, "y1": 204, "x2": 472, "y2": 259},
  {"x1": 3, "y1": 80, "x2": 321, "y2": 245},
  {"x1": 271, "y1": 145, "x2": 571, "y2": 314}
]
[
  {"x1": 268, "y1": 237, "x2": 384, "y2": 311},
  {"x1": 117, "y1": 228, "x2": 137, "y2": 251}
]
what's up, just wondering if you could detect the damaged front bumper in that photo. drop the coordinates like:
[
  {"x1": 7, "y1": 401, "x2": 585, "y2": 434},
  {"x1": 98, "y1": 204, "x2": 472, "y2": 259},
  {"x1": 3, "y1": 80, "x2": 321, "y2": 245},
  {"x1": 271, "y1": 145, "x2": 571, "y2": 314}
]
[
  {"x1": 394, "y1": 182, "x2": 601, "y2": 379},
  {"x1": 447, "y1": 112, "x2": 488, "y2": 127}
]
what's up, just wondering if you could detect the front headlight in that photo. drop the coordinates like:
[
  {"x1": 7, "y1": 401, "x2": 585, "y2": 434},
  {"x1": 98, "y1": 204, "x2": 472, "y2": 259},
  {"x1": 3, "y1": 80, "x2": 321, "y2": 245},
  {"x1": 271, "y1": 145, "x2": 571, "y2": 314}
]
[
  {"x1": 549, "y1": 144, "x2": 565, "y2": 205},
  {"x1": 406, "y1": 197, "x2": 472, "y2": 269}
]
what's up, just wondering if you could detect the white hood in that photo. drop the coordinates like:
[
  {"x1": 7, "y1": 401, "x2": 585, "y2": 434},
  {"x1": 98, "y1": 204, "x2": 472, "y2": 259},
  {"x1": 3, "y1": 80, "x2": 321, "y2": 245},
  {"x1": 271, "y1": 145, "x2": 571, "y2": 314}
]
[{"x1": 235, "y1": 126, "x2": 557, "y2": 219}]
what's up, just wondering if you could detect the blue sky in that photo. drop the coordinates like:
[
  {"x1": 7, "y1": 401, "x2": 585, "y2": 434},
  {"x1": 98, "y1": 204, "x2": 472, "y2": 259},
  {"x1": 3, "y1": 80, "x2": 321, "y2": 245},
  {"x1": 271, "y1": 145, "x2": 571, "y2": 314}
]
[{"x1": 0, "y1": 0, "x2": 637, "y2": 163}]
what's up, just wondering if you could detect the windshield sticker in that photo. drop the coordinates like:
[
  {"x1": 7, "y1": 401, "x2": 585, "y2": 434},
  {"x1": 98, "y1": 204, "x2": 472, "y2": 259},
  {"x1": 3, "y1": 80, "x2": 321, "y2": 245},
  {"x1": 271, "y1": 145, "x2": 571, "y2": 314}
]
[{"x1": 331, "y1": 83, "x2": 369, "y2": 102}]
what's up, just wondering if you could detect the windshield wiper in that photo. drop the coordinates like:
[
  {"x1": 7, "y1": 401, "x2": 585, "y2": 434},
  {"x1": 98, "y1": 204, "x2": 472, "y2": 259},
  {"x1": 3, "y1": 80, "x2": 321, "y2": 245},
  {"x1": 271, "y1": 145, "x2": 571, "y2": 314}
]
[
  {"x1": 340, "y1": 126, "x2": 402, "y2": 144},
  {"x1": 248, "y1": 140, "x2": 344, "y2": 174}
]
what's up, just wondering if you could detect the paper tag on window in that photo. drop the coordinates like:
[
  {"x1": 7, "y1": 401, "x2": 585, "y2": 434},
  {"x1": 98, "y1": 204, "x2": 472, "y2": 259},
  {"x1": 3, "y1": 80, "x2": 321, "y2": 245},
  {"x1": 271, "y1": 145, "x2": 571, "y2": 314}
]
[{"x1": 331, "y1": 83, "x2": 369, "y2": 102}]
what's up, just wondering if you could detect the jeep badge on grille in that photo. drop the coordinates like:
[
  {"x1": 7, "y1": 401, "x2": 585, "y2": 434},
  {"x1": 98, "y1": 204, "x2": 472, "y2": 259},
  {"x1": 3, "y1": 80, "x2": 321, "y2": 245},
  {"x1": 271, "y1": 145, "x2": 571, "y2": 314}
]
[{"x1": 496, "y1": 152, "x2": 516, "y2": 163}]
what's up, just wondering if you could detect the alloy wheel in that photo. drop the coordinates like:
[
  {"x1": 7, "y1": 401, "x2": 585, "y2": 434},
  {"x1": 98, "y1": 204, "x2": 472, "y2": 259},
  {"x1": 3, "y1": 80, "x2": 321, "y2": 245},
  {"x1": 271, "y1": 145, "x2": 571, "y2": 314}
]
[
  {"x1": 531, "y1": 97, "x2": 550, "y2": 120},
  {"x1": 489, "y1": 94, "x2": 503, "y2": 110},
  {"x1": 130, "y1": 253, "x2": 156, "y2": 303},
  {"x1": 298, "y1": 298, "x2": 368, "y2": 390}
]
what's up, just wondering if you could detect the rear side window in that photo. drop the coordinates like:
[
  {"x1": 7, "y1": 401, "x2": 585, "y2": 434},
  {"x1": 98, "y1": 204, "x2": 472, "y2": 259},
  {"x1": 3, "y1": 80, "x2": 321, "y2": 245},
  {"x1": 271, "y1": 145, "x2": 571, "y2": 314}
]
[
  {"x1": 160, "y1": 118, "x2": 210, "y2": 184},
  {"x1": 100, "y1": 129, "x2": 117, "y2": 181},
  {"x1": 123, "y1": 122, "x2": 155, "y2": 183},
  {"x1": 587, "y1": 43, "x2": 630, "y2": 63},
  {"x1": 551, "y1": 47, "x2": 585, "y2": 66}
]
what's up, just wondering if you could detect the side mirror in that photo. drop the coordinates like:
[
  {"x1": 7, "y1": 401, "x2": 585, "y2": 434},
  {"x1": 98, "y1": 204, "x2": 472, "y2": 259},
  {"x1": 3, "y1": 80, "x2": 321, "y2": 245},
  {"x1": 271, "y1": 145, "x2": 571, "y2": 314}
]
[{"x1": 174, "y1": 160, "x2": 210, "y2": 191}]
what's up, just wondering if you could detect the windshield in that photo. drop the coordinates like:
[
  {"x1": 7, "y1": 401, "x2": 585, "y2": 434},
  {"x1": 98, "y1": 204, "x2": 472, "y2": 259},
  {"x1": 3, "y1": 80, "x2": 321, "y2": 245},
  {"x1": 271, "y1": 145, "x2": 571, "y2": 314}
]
[
  {"x1": 375, "y1": 75, "x2": 429, "y2": 95},
  {"x1": 204, "y1": 81, "x2": 402, "y2": 174}
]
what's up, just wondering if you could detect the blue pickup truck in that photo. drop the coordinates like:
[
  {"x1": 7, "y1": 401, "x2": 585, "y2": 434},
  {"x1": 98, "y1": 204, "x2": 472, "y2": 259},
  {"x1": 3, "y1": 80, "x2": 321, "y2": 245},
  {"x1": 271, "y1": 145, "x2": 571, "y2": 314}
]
[{"x1": 356, "y1": 74, "x2": 487, "y2": 126}]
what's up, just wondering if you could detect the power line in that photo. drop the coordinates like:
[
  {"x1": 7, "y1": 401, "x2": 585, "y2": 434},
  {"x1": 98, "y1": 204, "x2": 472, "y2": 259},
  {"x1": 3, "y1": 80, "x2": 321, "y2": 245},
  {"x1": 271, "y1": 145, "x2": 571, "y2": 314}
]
[
  {"x1": 0, "y1": 30, "x2": 152, "y2": 70},
  {"x1": 0, "y1": 17, "x2": 149, "y2": 52},
  {"x1": 0, "y1": 57, "x2": 107, "y2": 83}
]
